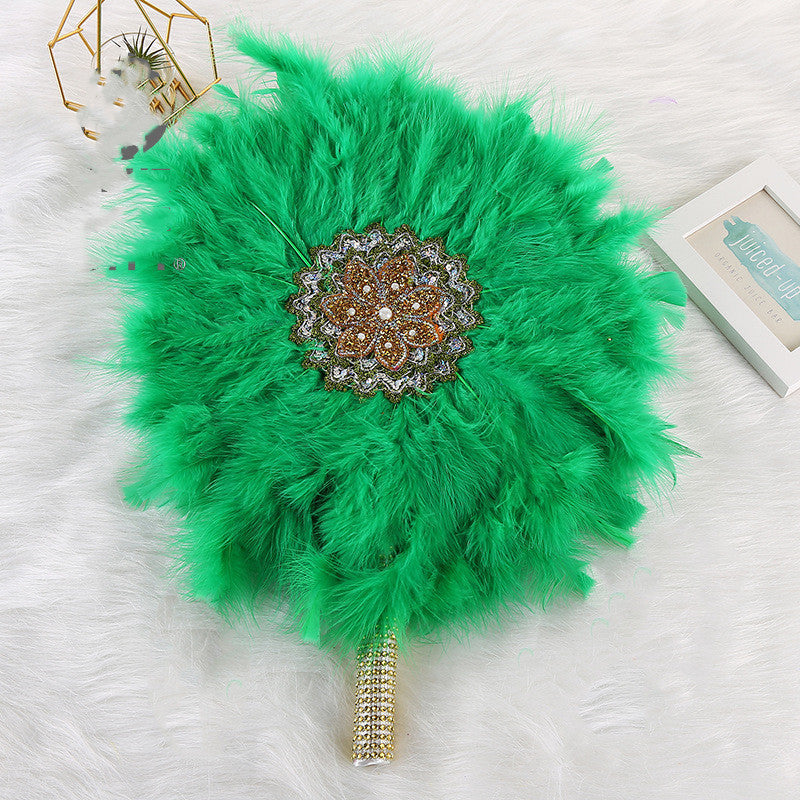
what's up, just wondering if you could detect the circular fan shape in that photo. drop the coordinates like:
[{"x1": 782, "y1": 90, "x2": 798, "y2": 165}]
[{"x1": 105, "y1": 25, "x2": 686, "y2": 654}]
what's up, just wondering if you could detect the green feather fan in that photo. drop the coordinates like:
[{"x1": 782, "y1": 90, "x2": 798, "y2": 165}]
[{"x1": 102, "y1": 23, "x2": 686, "y2": 761}]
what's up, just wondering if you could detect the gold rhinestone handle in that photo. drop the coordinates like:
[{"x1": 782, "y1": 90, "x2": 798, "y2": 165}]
[{"x1": 352, "y1": 626, "x2": 397, "y2": 764}]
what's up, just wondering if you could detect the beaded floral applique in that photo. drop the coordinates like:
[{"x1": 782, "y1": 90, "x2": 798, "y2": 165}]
[{"x1": 286, "y1": 223, "x2": 483, "y2": 403}]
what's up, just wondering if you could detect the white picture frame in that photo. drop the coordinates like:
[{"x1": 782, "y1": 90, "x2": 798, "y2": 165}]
[{"x1": 649, "y1": 155, "x2": 800, "y2": 397}]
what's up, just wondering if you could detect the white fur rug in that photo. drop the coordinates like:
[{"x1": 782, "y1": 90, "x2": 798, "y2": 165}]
[{"x1": 3, "y1": 1, "x2": 800, "y2": 798}]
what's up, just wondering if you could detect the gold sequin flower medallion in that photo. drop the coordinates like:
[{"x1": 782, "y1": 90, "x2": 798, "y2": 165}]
[{"x1": 287, "y1": 223, "x2": 483, "y2": 402}]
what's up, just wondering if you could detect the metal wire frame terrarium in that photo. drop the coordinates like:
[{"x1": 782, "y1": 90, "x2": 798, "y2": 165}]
[{"x1": 48, "y1": 0, "x2": 220, "y2": 140}]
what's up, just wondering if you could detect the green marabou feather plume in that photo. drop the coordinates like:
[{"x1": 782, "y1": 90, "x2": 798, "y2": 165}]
[{"x1": 102, "y1": 24, "x2": 687, "y2": 654}]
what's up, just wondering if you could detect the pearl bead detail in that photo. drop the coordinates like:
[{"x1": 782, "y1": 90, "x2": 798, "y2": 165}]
[{"x1": 289, "y1": 222, "x2": 482, "y2": 403}]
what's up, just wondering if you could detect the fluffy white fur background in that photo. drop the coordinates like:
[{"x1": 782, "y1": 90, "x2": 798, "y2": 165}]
[{"x1": 2, "y1": 1, "x2": 800, "y2": 798}]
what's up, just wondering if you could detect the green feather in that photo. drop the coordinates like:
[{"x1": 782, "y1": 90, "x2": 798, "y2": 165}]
[{"x1": 100, "y1": 24, "x2": 686, "y2": 654}]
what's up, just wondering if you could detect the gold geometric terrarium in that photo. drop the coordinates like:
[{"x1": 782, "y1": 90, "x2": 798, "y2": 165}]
[{"x1": 48, "y1": 0, "x2": 220, "y2": 140}]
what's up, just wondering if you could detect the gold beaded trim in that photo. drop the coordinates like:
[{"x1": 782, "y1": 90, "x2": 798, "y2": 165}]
[{"x1": 352, "y1": 627, "x2": 398, "y2": 764}]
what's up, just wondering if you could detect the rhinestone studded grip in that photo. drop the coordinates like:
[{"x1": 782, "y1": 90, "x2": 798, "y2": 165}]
[{"x1": 352, "y1": 627, "x2": 398, "y2": 764}]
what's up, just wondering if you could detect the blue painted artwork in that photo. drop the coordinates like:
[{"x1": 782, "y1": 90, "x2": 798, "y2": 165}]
[{"x1": 723, "y1": 217, "x2": 800, "y2": 320}]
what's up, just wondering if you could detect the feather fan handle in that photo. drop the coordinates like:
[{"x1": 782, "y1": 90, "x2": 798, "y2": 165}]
[{"x1": 352, "y1": 625, "x2": 398, "y2": 764}]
